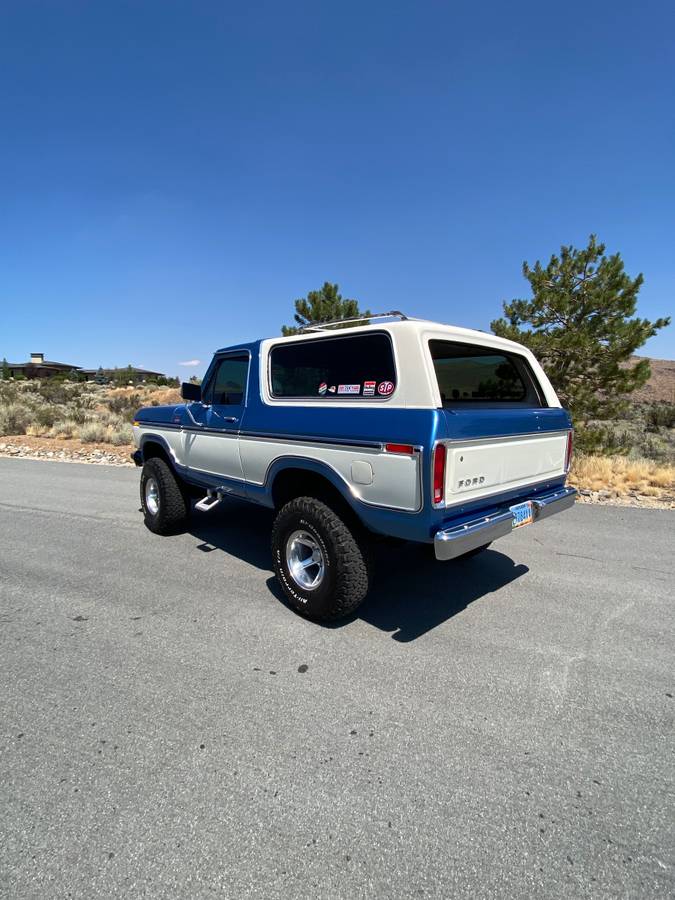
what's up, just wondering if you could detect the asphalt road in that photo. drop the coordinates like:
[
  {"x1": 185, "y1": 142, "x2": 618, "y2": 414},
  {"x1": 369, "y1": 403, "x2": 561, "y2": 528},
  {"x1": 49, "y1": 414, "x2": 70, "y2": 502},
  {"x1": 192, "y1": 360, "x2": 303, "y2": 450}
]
[{"x1": 1, "y1": 458, "x2": 673, "y2": 899}]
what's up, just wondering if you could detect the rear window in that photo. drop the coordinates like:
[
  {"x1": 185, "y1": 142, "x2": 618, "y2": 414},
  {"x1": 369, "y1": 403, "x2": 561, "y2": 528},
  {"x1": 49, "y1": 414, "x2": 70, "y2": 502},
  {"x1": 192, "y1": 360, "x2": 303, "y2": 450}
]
[
  {"x1": 429, "y1": 340, "x2": 544, "y2": 407},
  {"x1": 270, "y1": 333, "x2": 397, "y2": 399}
]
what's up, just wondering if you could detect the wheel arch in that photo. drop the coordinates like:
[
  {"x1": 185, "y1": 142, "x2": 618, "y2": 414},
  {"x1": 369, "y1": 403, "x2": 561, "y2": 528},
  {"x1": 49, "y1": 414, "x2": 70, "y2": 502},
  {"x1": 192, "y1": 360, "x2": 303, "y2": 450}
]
[
  {"x1": 267, "y1": 458, "x2": 365, "y2": 532},
  {"x1": 139, "y1": 434, "x2": 178, "y2": 469}
]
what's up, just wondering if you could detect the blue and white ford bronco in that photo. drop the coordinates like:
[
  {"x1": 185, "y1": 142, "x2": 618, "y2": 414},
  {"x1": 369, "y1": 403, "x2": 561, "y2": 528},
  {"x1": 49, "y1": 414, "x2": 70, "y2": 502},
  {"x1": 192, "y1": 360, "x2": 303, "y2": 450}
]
[{"x1": 133, "y1": 313, "x2": 576, "y2": 621}]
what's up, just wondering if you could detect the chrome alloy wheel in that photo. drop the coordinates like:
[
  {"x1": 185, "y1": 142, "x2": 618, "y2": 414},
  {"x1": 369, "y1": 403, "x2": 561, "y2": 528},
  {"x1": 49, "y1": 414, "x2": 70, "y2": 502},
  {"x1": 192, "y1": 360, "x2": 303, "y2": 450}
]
[
  {"x1": 286, "y1": 529, "x2": 325, "y2": 591},
  {"x1": 145, "y1": 477, "x2": 160, "y2": 516}
]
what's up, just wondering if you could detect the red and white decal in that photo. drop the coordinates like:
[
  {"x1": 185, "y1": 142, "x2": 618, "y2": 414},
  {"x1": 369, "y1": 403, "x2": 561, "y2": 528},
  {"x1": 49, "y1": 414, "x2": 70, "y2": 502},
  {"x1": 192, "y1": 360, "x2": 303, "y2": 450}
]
[
  {"x1": 337, "y1": 384, "x2": 360, "y2": 395},
  {"x1": 363, "y1": 380, "x2": 376, "y2": 396},
  {"x1": 327, "y1": 385, "x2": 337, "y2": 393},
  {"x1": 377, "y1": 380, "x2": 395, "y2": 396},
  {"x1": 318, "y1": 382, "x2": 327, "y2": 395}
]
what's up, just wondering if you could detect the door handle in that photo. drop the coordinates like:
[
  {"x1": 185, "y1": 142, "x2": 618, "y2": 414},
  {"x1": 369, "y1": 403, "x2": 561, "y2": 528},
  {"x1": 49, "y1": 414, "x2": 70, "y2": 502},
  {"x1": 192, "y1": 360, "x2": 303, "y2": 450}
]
[{"x1": 222, "y1": 416, "x2": 238, "y2": 423}]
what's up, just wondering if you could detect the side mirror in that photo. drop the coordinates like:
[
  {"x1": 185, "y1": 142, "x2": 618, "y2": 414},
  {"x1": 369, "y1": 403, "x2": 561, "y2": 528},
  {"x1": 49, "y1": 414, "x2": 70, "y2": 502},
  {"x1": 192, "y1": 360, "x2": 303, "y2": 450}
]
[{"x1": 181, "y1": 382, "x2": 202, "y2": 402}]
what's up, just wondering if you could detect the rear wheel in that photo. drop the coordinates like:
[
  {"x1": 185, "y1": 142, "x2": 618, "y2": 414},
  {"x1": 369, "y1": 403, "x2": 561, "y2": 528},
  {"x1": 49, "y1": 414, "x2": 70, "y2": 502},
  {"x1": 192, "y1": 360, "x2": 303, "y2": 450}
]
[
  {"x1": 140, "y1": 457, "x2": 188, "y2": 534},
  {"x1": 271, "y1": 496, "x2": 371, "y2": 621}
]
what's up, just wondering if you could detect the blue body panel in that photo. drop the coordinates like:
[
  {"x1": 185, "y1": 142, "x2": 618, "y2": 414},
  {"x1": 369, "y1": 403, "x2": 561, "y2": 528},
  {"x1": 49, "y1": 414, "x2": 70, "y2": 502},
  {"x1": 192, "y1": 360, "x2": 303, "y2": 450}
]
[{"x1": 136, "y1": 339, "x2": 572, "y2": 544}]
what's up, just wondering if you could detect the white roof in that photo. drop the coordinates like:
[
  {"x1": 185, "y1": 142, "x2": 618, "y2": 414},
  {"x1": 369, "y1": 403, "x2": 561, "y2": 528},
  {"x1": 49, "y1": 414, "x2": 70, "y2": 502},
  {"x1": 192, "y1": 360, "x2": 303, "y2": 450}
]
[
  {"x1": 257, "y1": 317, "x2": 561, "y2": 409},
  {"x1": 265, "y1": 317, "x2": 527, "y2": 353}
]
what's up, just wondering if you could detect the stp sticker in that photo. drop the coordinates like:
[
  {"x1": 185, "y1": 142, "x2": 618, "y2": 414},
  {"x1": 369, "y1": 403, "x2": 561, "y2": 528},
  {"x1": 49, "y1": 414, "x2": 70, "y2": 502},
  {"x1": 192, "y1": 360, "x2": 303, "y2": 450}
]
[
  {"x1": 377, "y1": 381, "x2": 394, "y2": 396},
  {"x1": 337, "y1": 384, "x2": 361, "y2": 395},
  {"x1": 363, "y1": 380, "x2": 376, "y2": 396},
  {"x1": 318, "y1": 382, "x2": 327, "y2": 395}
]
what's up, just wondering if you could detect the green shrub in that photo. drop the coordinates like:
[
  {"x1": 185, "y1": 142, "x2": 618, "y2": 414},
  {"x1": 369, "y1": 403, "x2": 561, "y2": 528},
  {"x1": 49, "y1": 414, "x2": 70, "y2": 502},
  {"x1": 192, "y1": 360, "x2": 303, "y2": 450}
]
[
  {"x1": 109, "y1": 426, "x2": 132, "y2": 445},
  {"x1": 79, "y1": 422, "x2": 108, "y2": 443},
  {"x1": 34, "y1": 406, "x2": 58, "y2": 428},
  {"x1": 0, "y1": 403, "x2": 30, "y2": 435},
  {"x1": 644, "y1": 404, "x2": 675, "y2": 430},
  {"x1": 50, "y1": 420, "x2": 78, "y2": 438},
  {"x1": 107, "y1": 393, "x2": 141, "y2": 418},
  {"x1": 38, "y1": 381, "x2": 71, "y2": 404}
]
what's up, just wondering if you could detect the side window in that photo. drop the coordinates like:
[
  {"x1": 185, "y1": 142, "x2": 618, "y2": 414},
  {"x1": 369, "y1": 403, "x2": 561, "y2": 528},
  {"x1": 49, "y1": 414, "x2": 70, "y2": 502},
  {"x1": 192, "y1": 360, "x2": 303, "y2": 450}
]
[
  {"x1": 205, "y1": 356, "x2": 249, "y2": 406},
  {"x1": 269, "y1": 333, "x2": 396, "y2": 399}
]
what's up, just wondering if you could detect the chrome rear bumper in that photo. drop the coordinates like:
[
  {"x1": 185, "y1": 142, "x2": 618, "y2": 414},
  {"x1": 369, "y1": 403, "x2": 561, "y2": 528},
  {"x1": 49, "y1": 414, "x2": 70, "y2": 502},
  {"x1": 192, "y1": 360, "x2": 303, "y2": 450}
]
[{"x1": 434, "y1": 486, "x2": 577, "y2": 561}]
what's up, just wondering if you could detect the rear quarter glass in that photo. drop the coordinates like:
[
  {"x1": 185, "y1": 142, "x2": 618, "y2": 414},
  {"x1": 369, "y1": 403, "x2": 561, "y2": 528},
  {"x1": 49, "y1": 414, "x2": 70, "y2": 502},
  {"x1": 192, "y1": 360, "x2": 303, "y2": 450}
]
[
  {"x1": 428, "y1": 339, "x2": 546, "y2": 408},
  {"x1": 269, "y1": 331, "x2": 397, "y2": 399}
]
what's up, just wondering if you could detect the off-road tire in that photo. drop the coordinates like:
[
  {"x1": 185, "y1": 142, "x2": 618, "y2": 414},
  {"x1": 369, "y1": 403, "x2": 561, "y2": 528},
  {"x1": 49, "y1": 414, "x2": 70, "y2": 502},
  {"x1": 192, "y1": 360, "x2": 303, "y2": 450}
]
[
  {"x1": 271, "y1": 496, "x2": 371, "y2": 621},
  {"x1": 140, "y1": 457, "x2": 188, "y2": 535}
]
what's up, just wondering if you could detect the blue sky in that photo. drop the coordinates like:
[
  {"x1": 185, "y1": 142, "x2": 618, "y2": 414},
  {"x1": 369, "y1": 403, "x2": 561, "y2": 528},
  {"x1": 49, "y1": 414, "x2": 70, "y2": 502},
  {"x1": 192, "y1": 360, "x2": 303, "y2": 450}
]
[{"x1": 1, "y1": 0, "x2": 673, "y2": 378}]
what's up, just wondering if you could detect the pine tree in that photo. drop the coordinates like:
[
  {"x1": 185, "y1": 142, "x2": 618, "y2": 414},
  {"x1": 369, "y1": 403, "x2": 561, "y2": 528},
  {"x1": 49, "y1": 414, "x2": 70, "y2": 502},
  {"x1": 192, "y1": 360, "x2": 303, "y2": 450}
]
[
  {"x1": 491, "y1": 235, "x2": 670, "y2": 433},
  {"x1": 1, "y1": 358, "x2": 9, "y2": 380},
  {"x1": 282, "y1": 282, "x2": 370, "y2": 335}
]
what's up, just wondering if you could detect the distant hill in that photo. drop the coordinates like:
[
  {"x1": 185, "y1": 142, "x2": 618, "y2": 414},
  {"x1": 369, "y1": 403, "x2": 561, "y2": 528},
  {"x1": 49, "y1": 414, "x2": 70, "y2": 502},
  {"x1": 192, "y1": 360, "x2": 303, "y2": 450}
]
[{"x1": 631, "y1": 357, "x2": 675, "y2": 404}]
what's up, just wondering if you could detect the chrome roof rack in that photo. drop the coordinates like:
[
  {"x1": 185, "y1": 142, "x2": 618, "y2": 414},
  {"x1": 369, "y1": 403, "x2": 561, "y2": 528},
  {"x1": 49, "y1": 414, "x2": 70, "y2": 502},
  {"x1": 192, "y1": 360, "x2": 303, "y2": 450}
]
[{"x1": 298, "y1": 311, "x2": 409, "y2": 332}]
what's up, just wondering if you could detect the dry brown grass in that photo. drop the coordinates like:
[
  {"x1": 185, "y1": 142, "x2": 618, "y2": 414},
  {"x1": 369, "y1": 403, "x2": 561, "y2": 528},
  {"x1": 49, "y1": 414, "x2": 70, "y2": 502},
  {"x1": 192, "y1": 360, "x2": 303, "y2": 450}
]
[{"x1": 569, "y1": 454, "x2": 675, "y2": 497}]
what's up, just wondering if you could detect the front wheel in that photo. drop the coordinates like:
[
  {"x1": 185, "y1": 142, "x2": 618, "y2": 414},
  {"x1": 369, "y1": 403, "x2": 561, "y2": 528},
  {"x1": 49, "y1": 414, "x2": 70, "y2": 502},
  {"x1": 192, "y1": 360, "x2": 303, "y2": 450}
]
[
  {"x1": 271, "y1": 497, "x2": 371, "y2": 621},
  {"x1": 140, "y1": 457, "x2": 188, "y2": 534}
]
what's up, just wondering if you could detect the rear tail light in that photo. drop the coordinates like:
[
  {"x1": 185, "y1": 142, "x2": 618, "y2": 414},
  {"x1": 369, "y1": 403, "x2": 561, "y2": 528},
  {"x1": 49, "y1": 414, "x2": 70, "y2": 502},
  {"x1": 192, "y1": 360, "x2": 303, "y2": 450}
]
[
  {"x1": 565, "y1": 431, "x2": 574, "y2": 472},
  {"x1": 433, "y1": 443, "x2": 446, "y2": 505}
]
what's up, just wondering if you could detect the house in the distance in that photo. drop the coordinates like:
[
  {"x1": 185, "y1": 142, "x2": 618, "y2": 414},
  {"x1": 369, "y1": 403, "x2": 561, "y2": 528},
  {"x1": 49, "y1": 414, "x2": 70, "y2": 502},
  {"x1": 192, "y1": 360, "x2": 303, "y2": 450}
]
[
  {"x1": 80, "y1": 366, "x2": 166, "y2": 383},
  {"x1": 4, "y1": 352, "x2": 82, "y2": 379},
  {"x1": 2, "y1": 353, "x2": 166, "y2": 383}
]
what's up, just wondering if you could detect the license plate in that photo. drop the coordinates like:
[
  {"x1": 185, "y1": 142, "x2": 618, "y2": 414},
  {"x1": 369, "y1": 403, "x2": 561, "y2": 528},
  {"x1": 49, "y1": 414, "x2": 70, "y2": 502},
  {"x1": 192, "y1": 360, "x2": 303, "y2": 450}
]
[{"x1": 510, "y1": 500, "x2": 533, "y2": 529}]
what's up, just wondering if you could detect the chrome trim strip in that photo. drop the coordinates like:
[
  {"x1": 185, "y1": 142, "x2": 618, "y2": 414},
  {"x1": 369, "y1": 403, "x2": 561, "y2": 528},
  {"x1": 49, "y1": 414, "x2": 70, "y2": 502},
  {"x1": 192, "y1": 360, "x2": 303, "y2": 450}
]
[
  {"x1": 135, "y1": 420, "x2": 387, "y2": 450},
  {"x1": 434, "y1": 486, "x2": 577, "y2": 560},
  {"x1": 240, "y1": 431, "x2": 384, "y2": 450},
  {"x1": 440, "y1": 429, "x2": 571, "y2": 446}
]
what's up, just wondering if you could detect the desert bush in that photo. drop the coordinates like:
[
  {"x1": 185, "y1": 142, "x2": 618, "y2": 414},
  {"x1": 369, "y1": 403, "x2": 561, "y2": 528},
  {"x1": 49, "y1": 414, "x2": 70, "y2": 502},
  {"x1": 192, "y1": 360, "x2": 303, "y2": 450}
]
[
  {"x1": 34, "y1": 405, "x2": 58, "y2": 428},
  {"x1": 0, "y1": 403, "x2": 30, "y2": 435},
  {"x1": 50, "y1": 420, "x2": 79, "y2": 439},
  {"x1": 106, "y1": 392, "x2": 142, "y2": 418},
  {"x1": 26, "y1": 423, "x2": 50, "y2": 437},
  {"x1": 79, "y1": 422, "x2": 108, "y2": 443},
  {"x1": 0, "y1": 382, "x2": 19, "y2": 404},
  {"x1": 108, "y1": 425, "x2": 132, "y2": 445},
  {"x1": 63, "y1": 404, "x2": 88, "y2": 424},
  {"x1": 37, "y1": 381, "x2": 71, "y2": 404},
  {"x1": 644, "y1": 403, "x2": 675, "y2": 430}
]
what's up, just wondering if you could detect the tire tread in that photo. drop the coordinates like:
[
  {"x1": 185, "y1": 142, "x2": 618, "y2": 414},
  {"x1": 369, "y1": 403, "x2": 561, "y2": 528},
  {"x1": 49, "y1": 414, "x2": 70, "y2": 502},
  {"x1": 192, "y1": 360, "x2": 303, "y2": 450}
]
[
  {"x1": 271, "y1": 496, "x2": 371, "y2": 621},
  {"x1": 141, "y1": 457, "x2": 188, "y2": 534}
]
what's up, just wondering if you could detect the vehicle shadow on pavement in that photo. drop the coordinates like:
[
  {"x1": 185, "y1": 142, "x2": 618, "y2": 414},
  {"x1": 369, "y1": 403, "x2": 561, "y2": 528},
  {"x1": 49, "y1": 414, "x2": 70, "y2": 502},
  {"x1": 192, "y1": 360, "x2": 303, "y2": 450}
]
[
  {"x1": 186, "y1": 500, "x2": 276, "y2": 571},
  {"x1": 356, "y1": 544, "x2": 529, "y2": 641},
  {"x1": 187, "y1": 501, "x2": 528, "y2": 642}
]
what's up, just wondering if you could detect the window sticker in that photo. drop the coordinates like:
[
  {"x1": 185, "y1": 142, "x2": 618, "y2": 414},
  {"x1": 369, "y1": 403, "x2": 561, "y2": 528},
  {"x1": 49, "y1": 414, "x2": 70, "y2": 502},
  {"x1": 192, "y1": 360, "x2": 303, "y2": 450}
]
[
  {"x1": 337, "y1": 384, "x2": 361, "y2": 395},
  {"x1": 318, "y1": 382, "x2": 327, "y2": 395},
  {"x1": 327, "y1": 385, "x2": 337, "y2": 393},
  {"x1": 363, "y1": 380, "x2": 376, "y2": 396},
  {"x1": 377, "y1": 380, "x2": 395, "y2": 396}
]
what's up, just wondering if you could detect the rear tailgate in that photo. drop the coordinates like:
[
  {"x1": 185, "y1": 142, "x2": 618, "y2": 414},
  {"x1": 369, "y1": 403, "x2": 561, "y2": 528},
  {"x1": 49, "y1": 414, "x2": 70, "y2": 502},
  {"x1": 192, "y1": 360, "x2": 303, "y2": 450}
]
[{"x1": 442, "y1": 428, "x2": 569, "y2": 506}]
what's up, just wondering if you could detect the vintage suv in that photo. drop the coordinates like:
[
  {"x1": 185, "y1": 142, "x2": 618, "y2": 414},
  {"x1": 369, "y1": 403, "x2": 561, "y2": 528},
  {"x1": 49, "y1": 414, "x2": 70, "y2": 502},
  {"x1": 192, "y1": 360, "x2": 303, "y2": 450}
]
[{"x1": 132, "y1": 313, "x2": 576, "y2": 621}]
